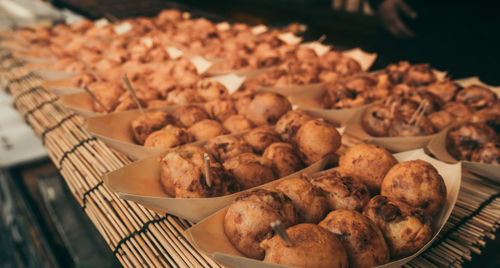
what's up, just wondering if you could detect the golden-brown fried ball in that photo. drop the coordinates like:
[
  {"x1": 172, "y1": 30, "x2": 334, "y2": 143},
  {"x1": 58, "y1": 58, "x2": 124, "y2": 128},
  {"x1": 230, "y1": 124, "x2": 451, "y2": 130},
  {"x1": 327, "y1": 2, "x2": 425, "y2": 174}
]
[
  {"x1": 455, "y1": 85, "x2": 497, "y2": 110},
  {"x1": 143, "y1": 125, "x2": 193, "y2": 149},
  {"x1": 222, "y1": 114, "x2": 254, "y2": 133},
  {"x1": 275, "y1": 110, "x2": 314, "y2": 142},
  {"x1": 309, "y1": 168, "x2": 370, "y2": 211},
  {"x1": 223, "y1": 153, "x2": 276, "y2": 189},
  {"x1": 471, "y1": 143, "x2": 500, "y2": 164},
  {"x1": 275, "y1": 177, "x2": 328, "y2": 223},
  {"x1": 172, "y1": 105, "x2": 210, "y2": 127},
  {"x1": 187, "y1": 119, "x2": 227, "y2": 141},
  {"x1": 387, "y1": 116, "x2": 435, "y2": 137},
  {"x1": 130, "y1": 111, "x2": 175, "y2": 144},
  {"x1": 319, "y1": 209, "x2": 390, "y2": 268},
  {"x1": 263, "y1": 143, "x2": 304, "y2": 178},
  {"x1": 339, "y1": 143, "x2": 397, "y2": 194},
  {"x1": 362, "y1": 105, "x2": 393, "y2": 137},
  {"x1": 363, "y1": 195, "x2": 433, "y2": 258},
  {"x1": 425, "y1": 79, "x2": 459, "y2": 102},
  {"x1": 446, "y1": 123, "x2": 498, "y2": 161},
  {"x1": 196, "y1": 80, "x2": 230, "y2": 101},
  {"x1": 382, "y1": 160, "x2": 447, "y2": 216},
  {"x1": 260, "y1": 223, "x2": 348, "y2": 268},
  {"x1": 203, "y1": 99, "x2": 237, "y2": 122},
  {"x1": 159, "y1": 146, "x2": 235, "y2": 198},
  {"x1": 295, "y1": 119, "x2": 341, "y2": 165},
  {"x1": 204, "y1": 135, "x2": 253, "y2": 162},
  {"x1": 224, "y1": 189, "x2": 297, "y2": 259},
  {"x1": 403, "y1": 64, "x2": 436, "y2": 86},
  {"x1": 243, "y1": 127, "x2": 281, "y2": 153},
  {"x1": 237, "y1": 92, "x2": 292, "y2": 125}
]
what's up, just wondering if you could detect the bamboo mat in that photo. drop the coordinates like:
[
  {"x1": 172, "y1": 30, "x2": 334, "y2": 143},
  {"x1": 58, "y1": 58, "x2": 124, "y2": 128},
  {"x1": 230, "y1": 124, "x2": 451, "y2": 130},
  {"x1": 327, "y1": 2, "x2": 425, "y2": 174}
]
[{"x1": 0, "y1": 48, "x2": 498, "y2": 268}]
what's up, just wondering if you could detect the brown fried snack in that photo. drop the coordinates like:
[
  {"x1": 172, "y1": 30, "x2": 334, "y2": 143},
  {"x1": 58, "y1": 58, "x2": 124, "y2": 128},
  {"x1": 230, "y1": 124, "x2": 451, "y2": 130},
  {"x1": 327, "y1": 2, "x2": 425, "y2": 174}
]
[
  {"x1": 274, "y1": 178, "x2": 328, "y2": 223},
  {"x1": 339, "y1": 143, "x2": 397, "y2": 194},
  {"x1": 263, "y1": 142, "x2": 304, "y2": 178},
  {"x1": 224, "y1": 189, "x2": 297, "y2": 259},
  {"x1": 260, "y1": 223, "x2": 348, "y2": 268},
  {"x1": 243, "y1": 126, "x2": 281, "y2": 153},
  {"x1": 319, "y1": 209, "x2": 390, "y2": 268},
  {"x1": 309, "y1": 168, "x2": 370, "y2": 211},
  {"x1": 295, "y1": 119, "x2": 341, "y2": 165},
  {"x1": 363, "y1": 195, "x2": 433, "y2": 258},
  {"x1": 223, "y1": 153, "x2": 276, "y2": 189},
  {"x1": 381, "y1": 160, "x2": 447, "y2": 216}
]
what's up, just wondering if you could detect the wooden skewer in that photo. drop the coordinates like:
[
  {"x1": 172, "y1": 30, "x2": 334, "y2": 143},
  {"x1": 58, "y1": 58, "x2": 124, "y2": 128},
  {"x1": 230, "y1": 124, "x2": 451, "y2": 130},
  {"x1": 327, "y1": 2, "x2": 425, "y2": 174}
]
[
  {"x1": 105, "y1": 12, "x2": 120, "y2": 23},
  {"x1": 203, "y1": 153, "x2": 212, "y2": 187},
  {"x1": 121, "y1": 73, "x2": 145, "y2": 116},
  {"x1": 287, "y1": 62, "x2": 295, "y2": 85},
  {"x1": 270, "y1": 220, "x2": 293, "y2": 247},
  {"x1": 77, "y1": 56, "x2": 103, "y2": 82},
  {"x1": 317, "y1": 34, "x2": 326, "y2": 43},
  {"x1": 82, "y1": 83, "x2": 109, "y2": 113},
  {"x1": 409, "y1": 99, "x2": 428, "y2": 126}
]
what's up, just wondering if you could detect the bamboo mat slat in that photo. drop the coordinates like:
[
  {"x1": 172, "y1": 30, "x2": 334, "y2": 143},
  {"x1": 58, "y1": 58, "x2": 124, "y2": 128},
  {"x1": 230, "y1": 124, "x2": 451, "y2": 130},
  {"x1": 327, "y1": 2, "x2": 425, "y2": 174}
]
[{"x1": 0, "y1": 49, "x2": 499, "y2": 268}]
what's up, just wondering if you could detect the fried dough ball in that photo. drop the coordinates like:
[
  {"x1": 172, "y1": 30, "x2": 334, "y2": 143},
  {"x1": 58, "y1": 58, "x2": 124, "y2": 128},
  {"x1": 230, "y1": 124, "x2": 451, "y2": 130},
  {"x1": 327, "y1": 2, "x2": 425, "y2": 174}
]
[
  {"x1": 428, "y1": 111, "x2": 454, "y2": 131},
  {"x1": 130, "y1": 111, "x2": 175, "y2": 144},
  {"x1": 362, "y1": 104, "x2": 393, "y2": 137},
  {"x1": 204, "y1": 135, "x2": 253, "y2": 162},
  {"x1": 237, "y1": 92, "x2": 292, "y2": 125},
  {"x1": 339, "y1": 143, "x2": 397, "y2": 194},
  {"x1": 275, "y1": 178, "x2": 328, "y2": 223},
  {"x1": 166, "y1": 88, "x2": 203, "y2": 105},
  {"x1": 222, "y1": 114, "x2": 254, "y2": 133},
  {"x1": 425, "y1": 79, "x2": 459, "y2": 102},
  {"x1": 319, "y1": 209, "x2": 390, "y2": 268},
  {"x1": 403, "y1": 64, "x2": 436, "y2": 86},
  {"x1": 446, "y1": 123, "x2": 498, "y2": 161},
  {"x1": 223, "y1": 153, "x2": 276, "y2": 189},
  {"x1": 172, "y1": 105, "x2": 210, "y2": 127},
  {"x1": 203, "y1": 99, "x2": 237, "y2": 122},
  {"x1": 224, "y1": 189, "x2": 297, "y2": 259},
  {"x1": 382, "y1": 160, "x2": 447, "y2": 216},
  {"x1": 387, "y1": 116, "x2": 435, "y2": 137},
  {"x1": 263, "y1": 143, "x2": 304, "y2": 178},
  {"x1": 196, "y1": 80, "x2": 230, "y2": 101},
  {"x1": 260, "y1": 223, "x2": 348, "y2": 268},
  {"x1": 243, "y1": 127, "x2": 281, "y2": 153},
  {"x1": 295, "y1": 119, "x2": 341, "y2": 165},
  {"x1": 470, "y1": 101, "x2": 500, "y2": 132},
  {"x1": 443, "y1": 102, "x2": 473, "y2": 122},
  {"x1": 386, "y1": 61, "x2": 411, "y2": 84},
  {"x1": 143, "y1": 125, "x2": 193, "y2": 149},
  {"x1": 275, "y1": 110, "x2": 314, "y2": 142},
  {"x1": 471, "y1": 143, "x2": 500, "y2": 164},
  {"x1": 363, "y1": 195, "x2": 433, "y2": 257},
  {"x1": 159, "y1": 146, "x2": 235, "y2": 198},
  {"x1": 187, "y1": 119, "x2": 227, "y2": 141},
  {"x1": 309, "y1": 168, "x2": 370, "y2": 211},
  {"x1": 455, "y1": 85, "x2": 497, "y2": 110}
]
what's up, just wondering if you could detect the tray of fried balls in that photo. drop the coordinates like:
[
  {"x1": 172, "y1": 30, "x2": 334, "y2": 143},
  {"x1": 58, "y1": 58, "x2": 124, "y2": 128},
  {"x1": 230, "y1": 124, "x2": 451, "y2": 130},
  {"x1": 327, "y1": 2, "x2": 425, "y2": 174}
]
[
  {"x1": 187, "y1": 143, "x2": 461, "y2": 268},
  {"x1": 278, "y1": 61, "x2": 447, "y2": 126},
  {"x1": 103, "y1": 108, "x2": 341, "y2": 222},
  {"x1": 427, "y1": 103, "x2": 500, "y2": 181},
  {"x1": 86, "y1": 90, "x2": 294, "y2": 159},
  {"x1": 343, "y1": 80, "x2": 499, "y2": 152}
]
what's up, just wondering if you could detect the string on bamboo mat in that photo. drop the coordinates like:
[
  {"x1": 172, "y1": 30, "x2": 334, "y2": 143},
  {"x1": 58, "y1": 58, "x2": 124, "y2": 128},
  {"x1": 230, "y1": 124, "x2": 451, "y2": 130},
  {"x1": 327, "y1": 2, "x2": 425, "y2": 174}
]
[
  {"x1": 82, "y1": 181, "x2": 104, "y2": 210},
  {"x1": 4, "y1": 61, "x2": 24, "y2": 69},
  {"x1": 0, "y1": 52, "x2": 12, "y2": 61},
  {"x1": 58, "y1": 136, "x2": 98, "y2": 168},
  {"x1": 12, "y1": 85, "x2": 46, "y2": 103},
  {"x1": 112, "y1": 214, "x2": 169, "y2": 254},
  {"x1": 7, "y1": 71, "x2": 36, "y2": 85},
  {"x1": 22, "y1": 97, "x2": 58, "y2": 122},
  {"x1": 432, "y1": 192, "x2": 500, "y2": 247},
  {"x1": 40, "y1": 113, "x2": 77, "y2": 144}
]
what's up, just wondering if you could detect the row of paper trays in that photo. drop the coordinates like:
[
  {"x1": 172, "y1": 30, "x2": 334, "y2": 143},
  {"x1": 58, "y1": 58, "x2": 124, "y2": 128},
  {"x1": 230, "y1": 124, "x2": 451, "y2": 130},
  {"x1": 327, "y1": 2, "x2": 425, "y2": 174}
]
[{"x1": 3, "y1": 30, "x2": 500, "y2": 268}]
